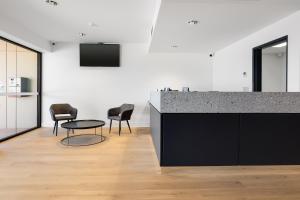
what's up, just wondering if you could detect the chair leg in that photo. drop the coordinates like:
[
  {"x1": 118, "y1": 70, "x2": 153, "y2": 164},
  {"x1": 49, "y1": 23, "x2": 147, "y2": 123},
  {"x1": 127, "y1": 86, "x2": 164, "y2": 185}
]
[
  {"x1": 70, "y1": 120, "x2": 74, "y2": 134},
  {"x1": 53, "y1": 121, "x2": 56, "y2": 134},
  {"x1": 109, "y1": 119, "x2": 112, "y2": 133},
  {"x1": 119, "y1": 121, "x2": 121, "y2": 136},
  {"x1": 126, "y1": 120, "x2": 132, "y2": 133},
  {"x1": 56, "y1": 121, "x2": 58, "y2": 136}
]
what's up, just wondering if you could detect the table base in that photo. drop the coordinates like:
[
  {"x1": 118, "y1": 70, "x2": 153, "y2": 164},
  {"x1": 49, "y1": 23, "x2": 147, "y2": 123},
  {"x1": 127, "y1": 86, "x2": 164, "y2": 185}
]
[{"x1": 61, "y1": 134, "x2": 105, "y2": 146}]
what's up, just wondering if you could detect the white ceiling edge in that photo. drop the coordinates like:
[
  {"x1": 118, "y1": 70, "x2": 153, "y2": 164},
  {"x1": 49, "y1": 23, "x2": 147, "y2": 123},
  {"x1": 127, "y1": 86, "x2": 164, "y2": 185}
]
[
  {"x1": 146, "y1": 0, "x2": 162, "y2": 52},
  {"x1": 0, "y1": 15, "x2": 52, "y2": 52}
]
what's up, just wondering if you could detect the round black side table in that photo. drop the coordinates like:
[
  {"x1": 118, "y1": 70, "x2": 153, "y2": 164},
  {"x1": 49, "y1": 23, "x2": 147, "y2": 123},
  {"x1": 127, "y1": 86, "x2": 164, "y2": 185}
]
[{"x1": 61, "y1": 120, "x2": 105, "y2": 146}]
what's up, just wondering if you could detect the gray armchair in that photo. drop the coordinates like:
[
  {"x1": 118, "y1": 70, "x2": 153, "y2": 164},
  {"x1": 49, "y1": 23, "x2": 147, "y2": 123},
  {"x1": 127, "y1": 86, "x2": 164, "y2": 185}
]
[
  {"x1": 108, "y1": 104, "x2": 134, "y2": 136},
  {"x1": 49, "y1": 104, "x2": 78, "y2": 136}
]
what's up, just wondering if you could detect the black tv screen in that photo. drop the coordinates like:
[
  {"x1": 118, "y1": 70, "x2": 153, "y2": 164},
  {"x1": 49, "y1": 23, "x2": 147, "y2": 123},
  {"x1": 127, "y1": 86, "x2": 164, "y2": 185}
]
[{"x1": 80, "y1": 43, "x2": 120, "y2": 67}]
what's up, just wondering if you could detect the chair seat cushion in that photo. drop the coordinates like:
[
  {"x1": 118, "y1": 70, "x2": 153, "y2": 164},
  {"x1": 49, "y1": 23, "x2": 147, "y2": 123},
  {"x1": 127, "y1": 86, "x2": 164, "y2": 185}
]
[
  {"x1": 108, "y1": 116, "x2": 121, "y2": 121},
  {"x1": 55, "y1": 114, "x2": 75, "y2": 121}
]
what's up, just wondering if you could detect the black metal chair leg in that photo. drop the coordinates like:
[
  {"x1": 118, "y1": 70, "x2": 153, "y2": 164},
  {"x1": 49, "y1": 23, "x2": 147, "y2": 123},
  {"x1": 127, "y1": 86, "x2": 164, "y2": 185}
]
[
  {"x1": 109, "y1": 119, "x2": 112, "y2": 133},
  {"x1": 56, "y1": 121, "x2": 58, "y2": 136},
  {"x1": 119, "y1": 121, "x2": 121, "y2": 136},
  {"x1": 70, "y1": 119, "x2": 74, "y2": 134},
  {"x1": 126, "y1": 120, "x2": 132, "y2": 133},
  {"x1": 53, "y1": 121, "x2": 56, "y2": 134}
]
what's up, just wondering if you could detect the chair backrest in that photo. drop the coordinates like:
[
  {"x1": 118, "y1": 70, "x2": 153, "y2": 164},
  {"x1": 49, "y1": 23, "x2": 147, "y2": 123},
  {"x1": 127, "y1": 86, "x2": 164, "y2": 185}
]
[
  {"x1": 50, "y1": 104, "x2": 73, "y2": 114},
  {"x1": 120, "y1": 104, "x2": 134, "y2": 120},
  {"x1": 49, "y1": 104, "x2": 76, "y2": 121}
]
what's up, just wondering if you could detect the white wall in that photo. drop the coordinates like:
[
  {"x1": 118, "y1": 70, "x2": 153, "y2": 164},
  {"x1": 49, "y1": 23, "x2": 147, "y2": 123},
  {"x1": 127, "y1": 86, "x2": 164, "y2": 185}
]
[
  {"x1": 213, "y1": 11, "x2": 300, "y2": 92},
  {"x1": 42, "y1": 43, "x2": 212, "y2": 127},
  {"x1": 262, "y1": 53, "x2": 286, "y2": 92}
]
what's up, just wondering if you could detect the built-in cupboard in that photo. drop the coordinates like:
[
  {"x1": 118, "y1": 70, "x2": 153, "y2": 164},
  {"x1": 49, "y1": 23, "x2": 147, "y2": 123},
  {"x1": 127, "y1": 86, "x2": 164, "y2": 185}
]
[{"x1": 0, "y1": 37, "x2": 41, "y2": 141}]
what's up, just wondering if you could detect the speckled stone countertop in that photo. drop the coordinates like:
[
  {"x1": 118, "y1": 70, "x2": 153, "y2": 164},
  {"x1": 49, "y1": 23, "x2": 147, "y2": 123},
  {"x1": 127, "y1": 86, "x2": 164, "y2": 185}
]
[{"x1": 150, "y1": 91, "x2": 300, "y2": 113}]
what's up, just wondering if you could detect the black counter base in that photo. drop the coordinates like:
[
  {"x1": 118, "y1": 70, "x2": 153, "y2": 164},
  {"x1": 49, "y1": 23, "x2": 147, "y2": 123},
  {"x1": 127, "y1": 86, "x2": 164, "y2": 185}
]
[
  {"x1": 239, "y1": 114, "x2": 300, "y2": 165},
  {"x1": 150, "y1": 104, "x2": 300, "y2": 166}
]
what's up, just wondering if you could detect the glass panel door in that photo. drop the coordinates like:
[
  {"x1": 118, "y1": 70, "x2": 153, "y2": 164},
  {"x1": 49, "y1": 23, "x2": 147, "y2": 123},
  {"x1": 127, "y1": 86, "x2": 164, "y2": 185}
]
[
  {"x1": 0, "y1": 40, "x2": 8, "y2": 137},
  {"x1": 0, "y1": 37, "x2": 41, "y2": 141},
  {"x1": 16, "y1": 46, "x2": 38, "y2": 132},
  {"x1": 6, "y1": 42, "x2": 17, "y2": 137}
]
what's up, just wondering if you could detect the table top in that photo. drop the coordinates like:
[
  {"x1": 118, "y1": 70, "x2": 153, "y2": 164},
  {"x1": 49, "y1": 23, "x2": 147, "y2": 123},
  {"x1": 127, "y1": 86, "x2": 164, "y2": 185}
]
[{"x1": 61, "y1": 120, "x2": 105, "y2": 129}]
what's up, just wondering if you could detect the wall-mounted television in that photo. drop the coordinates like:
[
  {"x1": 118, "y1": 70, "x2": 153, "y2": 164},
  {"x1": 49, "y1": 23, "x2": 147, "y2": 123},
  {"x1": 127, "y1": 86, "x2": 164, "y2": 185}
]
[{"x1": 80, "y1": 43, "x2": 120, "y2": 67}]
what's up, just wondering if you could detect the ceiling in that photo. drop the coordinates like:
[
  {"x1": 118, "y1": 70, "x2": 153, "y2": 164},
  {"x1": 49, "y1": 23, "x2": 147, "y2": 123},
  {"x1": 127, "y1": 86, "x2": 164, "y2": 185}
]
[
  {"x1": 0, "y1": 0, "x2": 157, "y2": 43},
  {"x1": 149, "y1": 0, "x2": 300, "y2": 53},
  {"x1": 0, "y1": 0, "x2": 299, "y2": 53}
]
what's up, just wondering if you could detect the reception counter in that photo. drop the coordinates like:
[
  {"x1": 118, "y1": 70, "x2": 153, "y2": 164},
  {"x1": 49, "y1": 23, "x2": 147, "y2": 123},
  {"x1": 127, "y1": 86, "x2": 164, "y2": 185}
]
[{"x1": 150, "y1": 91, "x2": 300, "y2": 166}]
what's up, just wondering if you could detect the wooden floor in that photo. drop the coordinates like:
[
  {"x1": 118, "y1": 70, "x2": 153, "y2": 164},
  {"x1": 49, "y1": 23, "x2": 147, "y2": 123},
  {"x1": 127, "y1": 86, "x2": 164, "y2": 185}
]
[{"x1": 1, "y1": 128, "x2": 300, "y2": 200}]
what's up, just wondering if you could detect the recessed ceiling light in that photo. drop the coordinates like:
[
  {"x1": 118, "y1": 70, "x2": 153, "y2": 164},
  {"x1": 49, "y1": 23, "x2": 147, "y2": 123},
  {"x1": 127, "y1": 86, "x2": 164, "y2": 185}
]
[
  {"x1": 187, "y1": 20, "x2": 199, "y2": 25},
  {"x1": 273, "y1": 42, "x2": 287, "y2": 48},
  {"x1": 79, "y1": 33, "x2": 86, "y2": 37},
  {"x1": 45, "y1": 0, "x2": 58, "y2": 6}
]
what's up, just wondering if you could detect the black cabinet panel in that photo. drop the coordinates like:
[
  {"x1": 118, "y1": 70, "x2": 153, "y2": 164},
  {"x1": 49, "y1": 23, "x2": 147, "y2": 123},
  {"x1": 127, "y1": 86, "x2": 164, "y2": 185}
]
[
  {"x1": 239, "y1": 114, "x2": 300, "y2": 165},
  {"x1": 162, "y1": 113, "x2": 239, "y2": 166}
]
